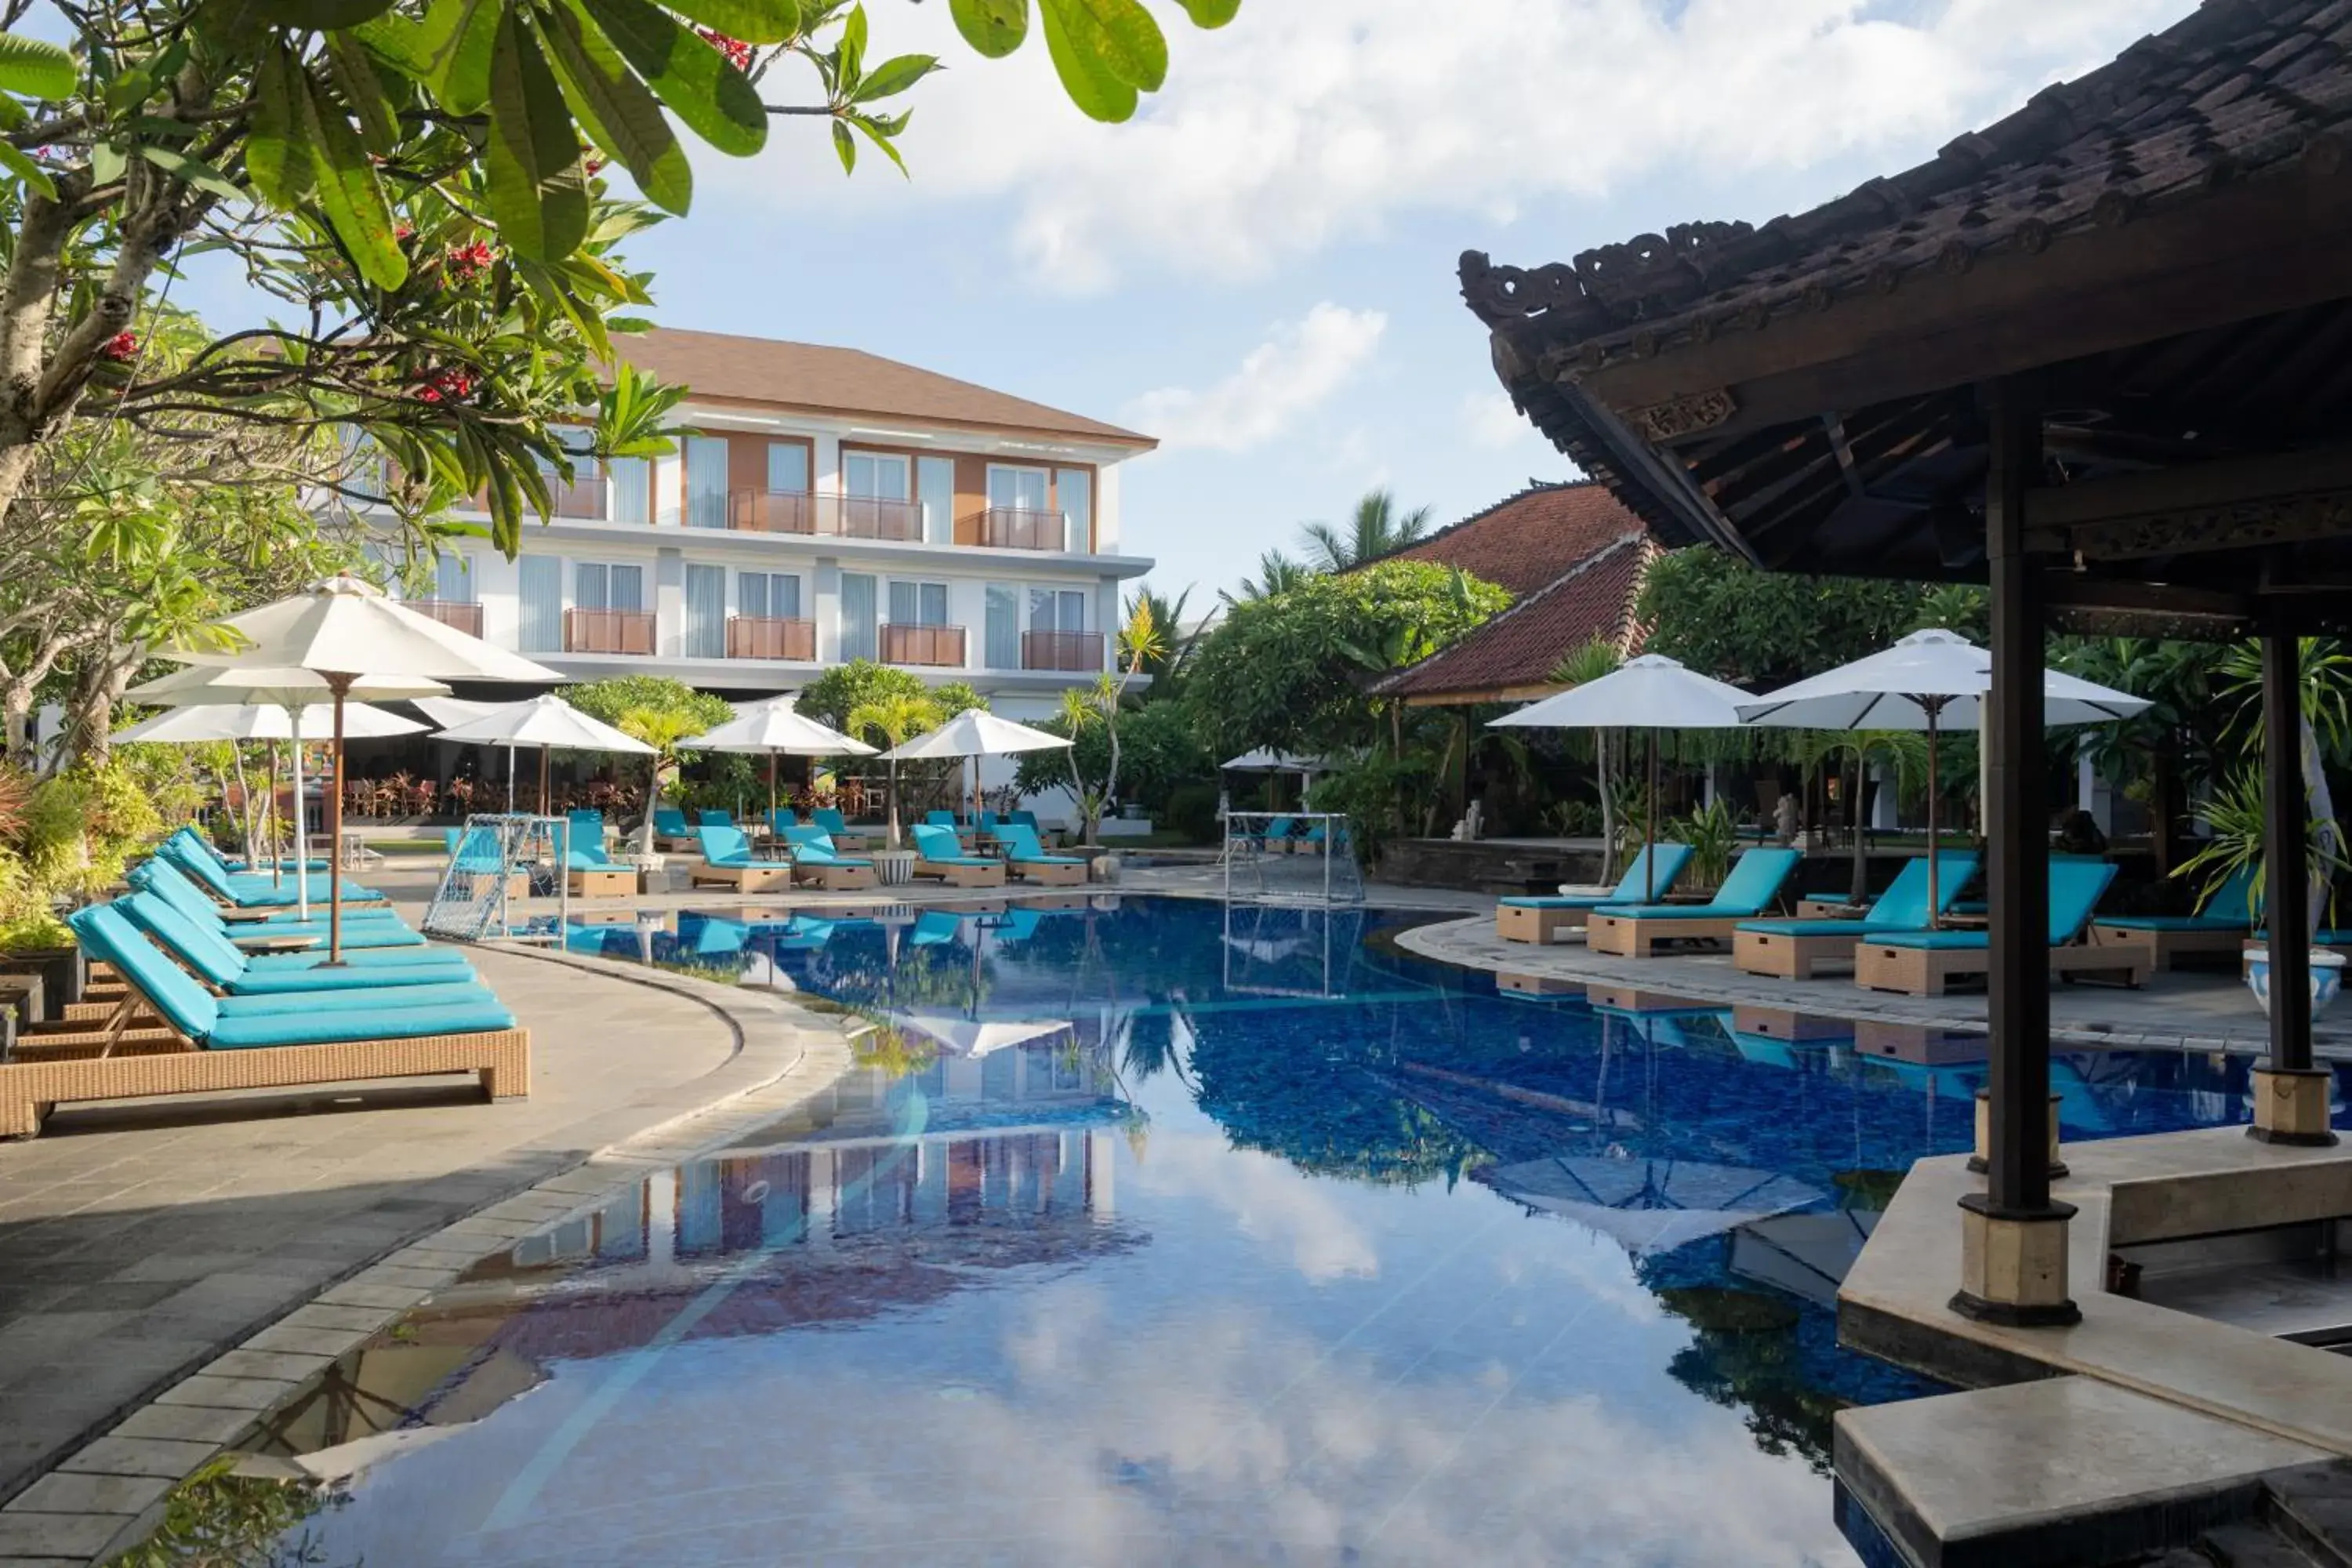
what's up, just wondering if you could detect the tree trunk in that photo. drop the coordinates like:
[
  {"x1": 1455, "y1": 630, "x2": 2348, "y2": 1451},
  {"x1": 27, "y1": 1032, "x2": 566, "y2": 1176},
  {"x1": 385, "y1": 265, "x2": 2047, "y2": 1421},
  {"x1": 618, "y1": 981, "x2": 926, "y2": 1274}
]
[
  {"x1": 2151, "y1": 750, "x2": 2174, "y2": 880},
  {"x1": 1596, "y1": 730, "x2": 1617, "y2": 881},
  {"x1": 1849, "y1": 752, "x2": 1870, "y2": 905}
]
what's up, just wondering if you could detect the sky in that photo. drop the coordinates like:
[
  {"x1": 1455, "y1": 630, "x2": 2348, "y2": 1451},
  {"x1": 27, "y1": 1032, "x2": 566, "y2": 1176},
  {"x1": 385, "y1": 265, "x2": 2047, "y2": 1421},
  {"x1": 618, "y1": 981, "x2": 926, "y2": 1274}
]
[{"x1": 188, "y1": 0, "x2": 2201, "y2": 604}]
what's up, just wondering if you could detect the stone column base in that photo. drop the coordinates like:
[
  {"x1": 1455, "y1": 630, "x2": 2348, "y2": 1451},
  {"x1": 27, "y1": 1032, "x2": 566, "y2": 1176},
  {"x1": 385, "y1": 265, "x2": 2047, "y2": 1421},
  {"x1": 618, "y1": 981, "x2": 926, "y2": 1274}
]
[
  {"x1": 2249, "y1": 1065, "x2": 2339, "y2": 1146},
  {"x1": 1951, "y1": 1194, "x2": 2081, "y2": 1327},
  {"x1": 1967, "y1": 1089, "x2": 2069, "y2": 1180}
]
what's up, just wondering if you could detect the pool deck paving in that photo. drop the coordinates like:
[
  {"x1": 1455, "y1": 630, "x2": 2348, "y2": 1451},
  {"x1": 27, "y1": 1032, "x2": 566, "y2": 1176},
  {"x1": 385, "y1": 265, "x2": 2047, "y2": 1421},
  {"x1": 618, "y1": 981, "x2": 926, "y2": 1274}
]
[{"x1": 0, "y1": 881, "x2": 855, "y2": 1565}]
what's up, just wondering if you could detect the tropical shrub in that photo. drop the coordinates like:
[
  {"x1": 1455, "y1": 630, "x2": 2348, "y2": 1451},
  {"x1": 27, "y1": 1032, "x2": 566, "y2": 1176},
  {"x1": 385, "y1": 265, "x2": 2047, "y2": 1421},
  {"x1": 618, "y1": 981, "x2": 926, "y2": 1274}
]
[
  {"x1": 1163, "y1": 782, "x2": 1222, "y2": 844},
  {"x1": 1308, "y1": 753, "x2": 1436, "y2": 865}
]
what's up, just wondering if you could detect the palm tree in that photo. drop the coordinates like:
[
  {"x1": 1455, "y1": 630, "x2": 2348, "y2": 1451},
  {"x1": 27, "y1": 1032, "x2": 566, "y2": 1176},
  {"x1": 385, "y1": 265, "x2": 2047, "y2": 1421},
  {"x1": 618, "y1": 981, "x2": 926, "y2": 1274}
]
[
  {"x1": 1547, "y1": 636, "x2": 1624, "y2": 877},
  {"x1": 615, "y1": 706, "x2": 699, "y2": 852},
  {"x1": 845, "y1": 690, "x2": 941, "y2": 849},
  {"x1": 1795, "y1": 729, "x2": 1929, "y2": 903},
  {"x1": 1226, "y1": 549, "x2": 1312, "y2": 604},
  {"x1": 1125, "y1": 584, "x2": 1202, "y2": 691},
  {"x1": 1297, "y1": 488, "x2": 1436, "y2": 572}
]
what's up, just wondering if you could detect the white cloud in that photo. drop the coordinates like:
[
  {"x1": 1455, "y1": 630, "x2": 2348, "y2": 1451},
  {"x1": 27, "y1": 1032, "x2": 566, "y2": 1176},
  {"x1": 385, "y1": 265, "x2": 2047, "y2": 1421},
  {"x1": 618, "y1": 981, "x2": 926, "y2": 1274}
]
[
  {"x1": 1124, "y1": 303, "x2": 1386, "y2": 453},
  {"x1": 1463, "y1": 390, "x2": 1537, "y2": 451},
  {"x1": 714, "y1": 0, "x2": 2192, "y2": 289}
]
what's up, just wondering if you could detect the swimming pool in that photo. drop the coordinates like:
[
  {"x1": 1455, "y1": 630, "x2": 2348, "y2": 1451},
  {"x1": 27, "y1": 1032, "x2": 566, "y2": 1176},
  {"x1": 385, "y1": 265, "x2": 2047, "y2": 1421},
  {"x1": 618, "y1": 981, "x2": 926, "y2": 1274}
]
[{"x1": 230, "y1": 897, "x2": 2297, "y2": 1566}]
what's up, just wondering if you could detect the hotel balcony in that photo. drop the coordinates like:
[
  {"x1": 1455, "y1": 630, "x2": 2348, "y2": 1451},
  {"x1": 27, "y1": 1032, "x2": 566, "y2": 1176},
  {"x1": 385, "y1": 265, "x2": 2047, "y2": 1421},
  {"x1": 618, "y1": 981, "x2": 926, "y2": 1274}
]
[
  {"x1": 980, "y1": 506, "x2": 1069, "y2": 551},
  {"x1": 880, "y1": 622, "x2": 966, "y2": 668},
  {"x1": 1021, "y1": 630, "x2": 1105, "y2": 672},
  {"x1": 728, "y1": 616, "x2": 817, "y2": 661},
  {"x1": 564, "y1": 608, "x2": 656, "y2": 655},
  {"x1": 551, "y1": 474, "x2": 605, "y2": 521},
  {"x1": 728, "y1": 490, "x2": 922, "y2": 542},
  {"x1": 405, "y1": 599, "x2": 484, "y2": 636}
]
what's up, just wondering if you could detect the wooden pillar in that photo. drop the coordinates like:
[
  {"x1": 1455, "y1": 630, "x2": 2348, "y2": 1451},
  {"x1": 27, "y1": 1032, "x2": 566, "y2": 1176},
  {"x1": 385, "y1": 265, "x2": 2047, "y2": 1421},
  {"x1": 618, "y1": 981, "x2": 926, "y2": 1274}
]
[
  {"x1": 2253, "y1": 629, "x2": 2336, "y2": 1144},
  {"x1": 1953, "y1": 379, "x2": 2078, "y2": 1327}
]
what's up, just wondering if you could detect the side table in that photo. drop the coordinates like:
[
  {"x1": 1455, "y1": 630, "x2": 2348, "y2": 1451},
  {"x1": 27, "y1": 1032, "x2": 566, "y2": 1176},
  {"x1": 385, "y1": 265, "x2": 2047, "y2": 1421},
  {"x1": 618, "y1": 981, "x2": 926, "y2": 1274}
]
[{"x1": 873, "y1": 850, "x2": 916, "y2": 887}]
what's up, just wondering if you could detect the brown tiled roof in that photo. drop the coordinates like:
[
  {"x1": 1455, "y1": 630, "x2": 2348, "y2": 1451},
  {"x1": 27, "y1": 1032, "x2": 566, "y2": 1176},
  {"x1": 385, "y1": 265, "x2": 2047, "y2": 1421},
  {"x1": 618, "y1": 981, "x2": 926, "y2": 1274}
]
[
  {"x1": 1381, "y1": 532, "x2": 1657, "y2": 702},
  {"x1": 1380, "y1": 481, "x2": 1651, "y2": 595},
  {"x1": 1461, "y1": 0, "x2": 2352, "y2": 372},
  {"x1": 615, "y1": 328, "x2": 1156, "y2": 448}
]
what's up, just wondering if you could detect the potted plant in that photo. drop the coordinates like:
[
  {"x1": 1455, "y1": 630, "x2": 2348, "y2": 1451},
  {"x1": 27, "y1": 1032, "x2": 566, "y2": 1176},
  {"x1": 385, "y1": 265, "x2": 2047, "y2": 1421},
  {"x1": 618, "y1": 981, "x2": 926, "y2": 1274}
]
[
  {"x1": 2180, "y1": 770, "x2": 2347, "y2": 1019},
  {"x1": 1671, "y1": 798, "x2": 1740, "y2": 895}
]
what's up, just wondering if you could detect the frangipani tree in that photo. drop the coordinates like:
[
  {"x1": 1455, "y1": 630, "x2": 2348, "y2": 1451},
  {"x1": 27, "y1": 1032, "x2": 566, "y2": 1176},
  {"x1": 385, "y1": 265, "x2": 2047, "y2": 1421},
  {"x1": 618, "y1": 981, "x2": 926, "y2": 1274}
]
[{"x1": 845, "y1": 688, "x2": 940, "y2": 848}]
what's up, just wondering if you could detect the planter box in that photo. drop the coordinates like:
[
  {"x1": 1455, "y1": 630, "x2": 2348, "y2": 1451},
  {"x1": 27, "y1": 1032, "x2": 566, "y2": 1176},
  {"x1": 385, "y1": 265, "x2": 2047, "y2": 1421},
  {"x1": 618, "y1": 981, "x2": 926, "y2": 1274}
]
[{"x1": 0, "y1": 947, "x2": 79, "y2": 1022}]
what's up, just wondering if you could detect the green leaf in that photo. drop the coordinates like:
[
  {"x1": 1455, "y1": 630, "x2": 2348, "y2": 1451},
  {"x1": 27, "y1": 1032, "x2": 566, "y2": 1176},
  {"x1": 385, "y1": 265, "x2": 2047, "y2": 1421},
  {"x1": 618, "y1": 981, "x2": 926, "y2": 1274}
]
[
  {"x1": 1037, "y1": 0, "x2": 1134, "y2": 122},
  {"x1": 485, "y1": 6, "x2": 590, "y2": 262},
  {"x1": 324, "y1": 33, "x2": 401, "y2": 154},
  {"x1": 139, "y1": 145, "x2": 246, "y2": 201},
  {"x1": 246, "y1": 0, "x2": 400, "y2": 24},
  {"x1": 296, "y1": 70, "x2": 408, "y2": 288},
  {"x1": 840, "y1": 3, "x2": 867, "y2": 81},
  {"x1": 352, "y1": 9, "x2": 436, "y2": 77},
  {"x1": 1054, "y1": 0, "x2": 1165, "y2": 92},
  {"x1": 659, "y1": 0, "x2": 802, "y2": 45},
  {"x1": 0, "y1": 94, "x2": 25, "y2": 130},
  {"x1": 419, "y1": 0, "x2": 499, "y2": 114},
  {"x1": 576, "y1": 0, "x2": 767, "y2": 157},
  {"x1": 848, "y1": 112, "x2": 908, "y2": 176},
  {"x1": 246, "y1": 46, "x2": 314, "y2": 206},
  {"x1": 88, "y1": 142, "x2": 125, "y2": 185},
  {"x1": 830, "y1": 117, "x2": 855, "y2": 174},
  {"x1": 542, "y1": 0, "x2": 692, "y2": 215},
  {"x1": 853, "y1": 53, "x2": 937, "y2": 102},
  {"x1": 1171, "y1": 0, "x2": 1240, "y2": 25},
  {"x1": 948, "y1": 0, "x2": 1026, "y2": 58},
  {"x1": 0, "y1": 141, "x2": 54, "y2": 198},
  {"x1": 0, "y1": 31, "x2": 76, "y2": 100}
]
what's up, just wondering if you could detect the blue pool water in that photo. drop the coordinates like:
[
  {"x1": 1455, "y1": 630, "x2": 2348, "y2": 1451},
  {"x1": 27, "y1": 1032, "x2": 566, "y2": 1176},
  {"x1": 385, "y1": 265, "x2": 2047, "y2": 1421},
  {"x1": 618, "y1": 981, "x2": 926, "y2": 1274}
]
[{"x1": 247, "y1": 897, "x2": 2296, "y2": 1566}]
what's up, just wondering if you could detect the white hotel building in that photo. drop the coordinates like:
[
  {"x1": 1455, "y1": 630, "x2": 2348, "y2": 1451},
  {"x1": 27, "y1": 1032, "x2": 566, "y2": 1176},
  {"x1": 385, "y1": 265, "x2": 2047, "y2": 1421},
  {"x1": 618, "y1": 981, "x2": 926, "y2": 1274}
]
[{"x1": 371, "y1": 328, "x2": 1157, "y2": 727}]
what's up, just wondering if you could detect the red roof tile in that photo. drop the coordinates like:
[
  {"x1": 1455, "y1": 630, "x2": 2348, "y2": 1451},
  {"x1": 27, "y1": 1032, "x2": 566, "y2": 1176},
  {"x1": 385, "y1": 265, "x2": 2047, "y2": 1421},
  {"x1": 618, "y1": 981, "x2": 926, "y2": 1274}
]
[
  {"x1": 1377, "y1": 481, "x2": 1650, "y2": 596},
  {"x1": 1381, "y1": 534, "x2": 1657, "y2": 702}
]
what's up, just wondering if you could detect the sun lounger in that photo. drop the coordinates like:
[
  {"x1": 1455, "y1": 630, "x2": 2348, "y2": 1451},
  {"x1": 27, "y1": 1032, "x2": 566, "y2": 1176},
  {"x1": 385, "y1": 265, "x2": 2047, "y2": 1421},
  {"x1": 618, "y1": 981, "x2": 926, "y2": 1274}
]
[
  {"x1": 691, "y1": 824, "x2": 795, "y2": 892},
  {"x1": 778, "y1": 829, "x2": 877, "y2": 891},
  {"x1": 913, "y1": 824, "x2": 1007, "y2": 888},
  {"x1": 652, "y1": 807, "x2": 695, "y2": 853},
  {"x1": 698, "y1": 809, "x2": 736, "y2": 830},
  {"x1": 1733, "y1": 853, "x2": 1981, "y2": 978},
  {"x1": 769, "y1": 808, "x2": 800, "y2": 840},
  {"x1": 445, "y1": 826, "x2": 529, "y2": 900},
  {"x1": 1856, "y1": 859, "x2": 2148, "y2": 996},
  {"x1": 159, "y1": 837, "x2": 385, "y2": 909},
  {"x1": 559, "y1": 815, "x2": 637, "y2": 898},
  {"x1": 1587, "y1": 848, "x2": 1804, "y2": 956},
  {"x1": 130, "y1": 862, "x2": 425, "y2": 947},
  {"x1": 995, "y1": 822, "x2": 1087, "y2": 886},
  {"x1": 1495, "y1": 844, "x2": 1695, "y2": 943},
  {"x1": 1, "y1": 906, "x2": 526, "y2": 1138},
  {"x1": 2090, "y1": 862, "x2": 2263, "y2": 971},
  {"x1": 811, "y1": 807, "x2": 873, "y2": 852},
  {"x1": 118, "y1": 893, "x2": 474, "y2": 996}
]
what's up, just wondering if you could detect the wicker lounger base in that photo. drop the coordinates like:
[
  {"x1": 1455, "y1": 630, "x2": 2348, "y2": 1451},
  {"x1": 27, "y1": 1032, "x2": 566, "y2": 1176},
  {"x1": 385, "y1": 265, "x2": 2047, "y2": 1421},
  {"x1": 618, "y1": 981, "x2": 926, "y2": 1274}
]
[
  {"x1": 690, "y1": 862, "x2": 793, "y2": 893},
  {"x1": 0, "y1": 1028, "x2": 530, "y2": 1138},
  {"x1": 794, "y1": 862, "x2": 877, "y2": 891},
  {"x1": 1010, "y1": 862, "x2": 1087, "y2": 887},
  {"x1": 2089, "y1": 923, "x2": 2251, "y2": 972},
  {"x1": 1736, "y1": 928, "x2": 1875, "y2": 980},
  {"x1": 568, "y1": 868, "x2": 637, "y2": 898},
  {"x1": 1854, "y1": 942, "x2": 2151, "y2": 997},
  {"x1": 1496, "y1": 904, "x2": 1590, "y2": 944},
  {"x1": 1587, "y1": 914, "x2": 1748, "y2": 958},
  {"x1": 916, "y1": 861, "x2": 1007, "y2": 888}
]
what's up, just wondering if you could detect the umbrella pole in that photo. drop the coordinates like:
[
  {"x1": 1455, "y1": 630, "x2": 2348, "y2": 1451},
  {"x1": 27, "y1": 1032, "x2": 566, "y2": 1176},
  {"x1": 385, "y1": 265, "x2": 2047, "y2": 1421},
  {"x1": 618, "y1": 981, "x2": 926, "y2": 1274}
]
[
  {"x1": 265, "y1": 740, "x2": 281, "y2": 888},
  {"x1": 506, "y1": 744, "x2": 515, "y2": 815},
  {"x1": 1926, "y1": 702, "x2": 1941, "y2": 929},
  {"x1": 326, "y1": 677, "x2": 352, "y2": 964},
  {"x1": 1646, "y1": 730, "x2": 1660, "y2": 900},
  {"x1": 768, "y1": 752, "x2": 778, "y2": 822},
  {"x1": 290, "y1": 710, "x2": 310, "y2": 923},
  {"x1": 539, "y1": 744, "x2": 550, "y2": 816}
]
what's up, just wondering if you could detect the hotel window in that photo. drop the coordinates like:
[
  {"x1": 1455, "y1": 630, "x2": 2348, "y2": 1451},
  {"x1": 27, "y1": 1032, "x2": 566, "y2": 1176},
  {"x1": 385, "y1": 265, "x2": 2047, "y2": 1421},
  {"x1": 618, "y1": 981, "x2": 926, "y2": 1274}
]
[
  {"x1": 609, "y1": 456, "x2": 650, "y2": 526},
  {"x1": 517, "y1": 556, "x2": 563, "y2": 652},
  {"x1": 739, "y1": 571, "x2": 800, "y2": 621},
  {"x1": 1056, "y1": 468, "x2": 1092, "y2": 553},
  {"x1": 918, "y1": 456, "x2": 956, "y2": 545},
  {"x1": 767, "y1": 442, "x2": 808, "y2": 495},
  {"x1": 1027, "y1": 587, "x2": 1087, "y2": 633},
  {"x1": 987, "y1": 466, "x2": 1050, "y2": 513},
  {"x1": 684, "y1": 564, "x2": 726, "y2": 657},
  {"x1": 984, "y1": 583, "x2": 1020, "y2": 670},
  {"x1": 887, "y1": 579, "x2": 950, "y2": 626},
  {"x1": 684, "y1": 435, "x2": 729, "y2": 529},
  {"x1": 434, "y1": 551, "x2": 475, "y2": 603},
  {"x1": 845, "y1": 451, "x2": 909, "y2": 500},
  {"x1": 840, "y1": 572, "x2": 877, "y2": 661},
  {"x1": 575, "y1": 561, "x2": 644, "y2": 612}
]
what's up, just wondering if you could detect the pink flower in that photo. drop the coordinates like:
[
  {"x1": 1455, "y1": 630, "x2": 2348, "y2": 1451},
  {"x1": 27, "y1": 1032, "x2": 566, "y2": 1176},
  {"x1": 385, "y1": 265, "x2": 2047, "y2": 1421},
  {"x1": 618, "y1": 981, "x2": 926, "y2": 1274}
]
[
  {"x1": 99, "y1": 331, "x2": 137, "y2": 362},
  {"x1": 697, "y1": 28, "x2": 753, "y2": 70},
  {"x1": 442, "y1": 239, "x2": 498, "y2": 282},
  {"x1": 414, "y1": 365, "x2": 477, "y2": 405}
]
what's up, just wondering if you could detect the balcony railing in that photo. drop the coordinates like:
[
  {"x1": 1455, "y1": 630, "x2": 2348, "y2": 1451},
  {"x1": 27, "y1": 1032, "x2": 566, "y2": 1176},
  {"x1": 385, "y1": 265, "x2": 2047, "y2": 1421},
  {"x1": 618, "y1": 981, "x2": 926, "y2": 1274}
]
[
  {"x1": 564, "y1": 608, "x2": 655, "y2": 655},
  {"x1": 405, "y1": 599, "x2": 483, "y2": 636},
  {"x1": 981, "y1": 506, "x2": 1069, "y2": 552},
  {"x1": 880, "y1": 622, "x2": 966, "y2": 667},
  {"x1": 728, "y1": 616, "x2": 816, "y2": 661},
  {"x1": 727, "y1": 489, "x2": 922, "y2": 542},
  {"x1": 551, "y1": 475, "x2": 605, "y2": 521},
  {"x1": 1021, "y1": 630, "x2": 1104, "y2": 672}
]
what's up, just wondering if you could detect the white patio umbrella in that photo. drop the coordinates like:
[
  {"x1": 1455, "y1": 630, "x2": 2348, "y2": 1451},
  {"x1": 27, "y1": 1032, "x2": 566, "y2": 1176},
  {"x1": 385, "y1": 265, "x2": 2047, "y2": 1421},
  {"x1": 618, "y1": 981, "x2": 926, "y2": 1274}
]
[
  {"x1": 882, "y1": 708, "x2": 1070, "y2": 848},
  {"x1": 114, "y1": 702, "x2": 427, "y2": 894},
  {"x1": 677, "y1": 697, "x2": 874, "y2": 820},
  {"x1": 163, "y1": 574, "x2": 559, "y2": 960},
  {"x1": 1736, "y1": 628, "x2": 2150, "y2": 924},
  {"x1": 1490, "y1": 654, "x2": 1757, "y2": 900},
  {"x1": 889, "y1": 1011, "x2": 1074, "y2": 1061},
  {"x1": 427, "y1": 694, "x2": 652, "y2": 816},
  {"x1": 126, "y1": 664, "x2": 453, "y2": 921},
  {"x1": 1220, "y1": 750, "x2": 1333, "y2": 775},
  {"x1": 1483, "y1": 1154, "x2": 1824, "y2": 1258}
]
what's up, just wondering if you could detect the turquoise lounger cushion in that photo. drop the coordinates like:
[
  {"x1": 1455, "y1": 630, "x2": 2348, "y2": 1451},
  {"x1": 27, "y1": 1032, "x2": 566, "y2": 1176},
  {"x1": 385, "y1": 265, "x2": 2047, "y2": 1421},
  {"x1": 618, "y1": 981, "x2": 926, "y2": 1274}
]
[
  {"x1": 207, "y1": 1000, "x2": 517, "y2": 1050},
  {"x1": 1594, "y1": 848, "x2": 1802, "y2": 920},
  {"x1": 209, "y1": 960, "x2": 477, "y2": 996},
  {"x1": 120, "y1": 894, "x2": 469, "y2": 993},
  {"x1": 695, "y1": 824, "x2": 785, "y2": 869},
  {"x1": 1868, "y1": 859, "x2": 2118, "y2": 950},
  {"x1": 1501, "y1": 844, "x2": 1699, "y2": 911},
  {"x1": 1867, "y1": 931, "x2": 1992, "y2": 951},
  {"x1": 2096, "y1": 915, "x2": 2246, "y2": 933},
  {"x1": 132, "y1": 862, "x2": 412, "y2": 931},
  {"x1": 654, "y1": 808, "x2": 689, "y2": 835},
  {"x1": 1737, "y1": 919, "x2": 1881, "y2": 939},
  {"x1": 212, "y1": 981, "x2": 500, "y2": 1018},
  {"x1": 997, "y1": 824, "x2": 1081, "y2": 866},
  {"x1": 913, "y1": 825, "x2": 996, "y2": 866}
]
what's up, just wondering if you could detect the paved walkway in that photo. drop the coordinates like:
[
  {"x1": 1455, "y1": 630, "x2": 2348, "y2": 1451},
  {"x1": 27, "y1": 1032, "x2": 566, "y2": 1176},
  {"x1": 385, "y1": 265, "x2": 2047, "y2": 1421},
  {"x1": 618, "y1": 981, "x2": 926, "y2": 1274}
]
[
  {"x1": 1396, "y1": 913, "x2": 2348, "y2": 1056},
  {"x1": 0, "y1": 934, "x2": 829, "y2": 1519}
]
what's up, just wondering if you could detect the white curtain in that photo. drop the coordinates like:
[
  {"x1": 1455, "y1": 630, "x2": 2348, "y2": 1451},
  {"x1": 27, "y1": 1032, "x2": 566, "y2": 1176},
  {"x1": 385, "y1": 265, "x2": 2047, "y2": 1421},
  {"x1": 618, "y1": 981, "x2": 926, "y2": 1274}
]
[
  {"x1": 1056, "y1": 468, "x2": 1091, "y2": 553},
  {"x1": 684, "y1": 564, "x2": 724, "y2": 657},
  {"x1": 610, "y1": 457, "x2": 650, "y2": 526},
  {"x1": 685, "y1": 436, "x2": 728, "y2": 528},
  {"x1": 985, "y1": 583, "x2": 1019, "y2": 670},
  {"x1": 840, "y1": 573, "x2": 877, "y2": 660},
  {"x1": 518, "y1": 557, "x2": 563, "y2": 652}
]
